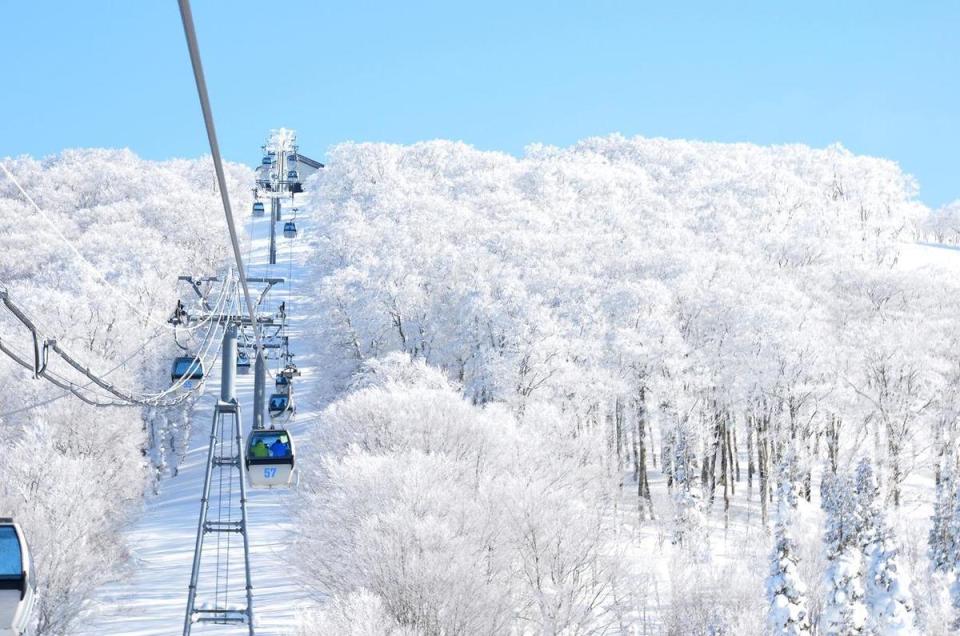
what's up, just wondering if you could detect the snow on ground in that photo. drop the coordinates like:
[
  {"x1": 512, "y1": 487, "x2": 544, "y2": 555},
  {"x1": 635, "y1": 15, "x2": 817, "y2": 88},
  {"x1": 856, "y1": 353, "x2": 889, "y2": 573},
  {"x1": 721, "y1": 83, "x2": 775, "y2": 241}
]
[
  {"x1": 78, "y1": 193, "x2": 322, "y2": 634},
  {"x1": 610, "y1": 240, "x2": 960, "y2": 632},
  {"x1": 898, "y1": 240, "x2": 960, "y2": 271}
]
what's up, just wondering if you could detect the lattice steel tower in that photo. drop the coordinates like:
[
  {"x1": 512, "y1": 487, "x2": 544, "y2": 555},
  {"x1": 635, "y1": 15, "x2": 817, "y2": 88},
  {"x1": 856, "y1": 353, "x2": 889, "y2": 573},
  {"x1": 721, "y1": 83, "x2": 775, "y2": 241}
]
[{"x1": 183, "y1": 324, "x2": 255, "y2": 635}]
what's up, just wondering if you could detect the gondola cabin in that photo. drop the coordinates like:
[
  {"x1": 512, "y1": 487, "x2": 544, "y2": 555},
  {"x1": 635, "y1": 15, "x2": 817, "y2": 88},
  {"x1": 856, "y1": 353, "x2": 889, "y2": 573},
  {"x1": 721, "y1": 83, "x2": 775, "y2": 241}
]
[
  {"x1": 0, "y1": 519, "x2": 36, "y2": 636},
  {"x1": 275, "y1": 373, "x2": 290, "y2": 392},
  {"x1": 261, "y1": 155, "x2": 272, "y2": 166},
  {"x1": 283, "y1": 222, "x2": 297, "y2": 239},
  {"x1": 245, "y1": 429, "x2": 295, "y2": 488},
  {"x1": 287, "y1": 154, "x2": 297, "y2": 164},
  {"x1": 237, "y1": 351, "x2": 251, "y2": 375},
  {"x1": 287, "y1": 169, "x2": 303, "y2": 193},
  {"x1": 252, "y1": 201, "x2": 265, "y2": 217},
  {"x1": 268, "y1": 392, "x2": 295, "y2": 422},
  {"x1": 171, "y1": 355, "x2": 204, "y2": 384}
]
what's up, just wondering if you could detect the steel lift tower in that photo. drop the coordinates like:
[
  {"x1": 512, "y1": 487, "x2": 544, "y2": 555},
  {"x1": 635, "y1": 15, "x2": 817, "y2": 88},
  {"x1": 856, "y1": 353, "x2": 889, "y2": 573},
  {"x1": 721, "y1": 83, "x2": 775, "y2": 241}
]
[
  {"x1": 256, "y1": 128, "x2": 322, "y2": 265},
  {"x1": 183, "y1": 323, "x2": 254, "y2": 635},
  {"x1": 175, "y1": 275, "x2": 285, "y2": 635},
  {"x1": 261, "y1": 128, "x2": 298, "y2": 265}
]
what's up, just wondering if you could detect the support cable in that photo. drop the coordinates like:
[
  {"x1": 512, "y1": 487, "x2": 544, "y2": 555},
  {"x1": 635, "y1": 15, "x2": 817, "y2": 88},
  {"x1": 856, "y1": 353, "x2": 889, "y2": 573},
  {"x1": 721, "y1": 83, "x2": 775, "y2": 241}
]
[
  {"x1": 0, "y1": 320, "x2": 167, "y2": 417},
  {"x1": 0, "y1": 267, "x2": 233, "y2": 409},
  {"x1": 51, "y1": 281, "x2": 226, "y2": 403},
  {"x1": 49, "y1": 337, "x2": 206, "y2": 407},
  {"x1": 0, "y1": 319, "x2": 173, "y2": 412},
  {"x1": 0, "y1": 337, "x2": 130, "y2": 408},
  {"x1": 0, "y1": 277, "x2": 236, "y2": 408},
  {"x1": 173, "y1": 274, "x2": 236, "y2": 333},
  {"x1": 177, "y1": 0, "x2": 263, "y2": 355},
  {"x1": 150, "y1": 275, "x2": 237, "y2": 398}
]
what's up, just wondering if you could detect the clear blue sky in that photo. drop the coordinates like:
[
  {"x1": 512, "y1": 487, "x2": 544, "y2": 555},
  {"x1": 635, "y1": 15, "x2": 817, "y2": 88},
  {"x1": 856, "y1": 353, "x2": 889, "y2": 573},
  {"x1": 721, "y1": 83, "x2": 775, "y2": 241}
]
[{"x1": 2, "y1": 1, "x2": 957, "y2": 206}]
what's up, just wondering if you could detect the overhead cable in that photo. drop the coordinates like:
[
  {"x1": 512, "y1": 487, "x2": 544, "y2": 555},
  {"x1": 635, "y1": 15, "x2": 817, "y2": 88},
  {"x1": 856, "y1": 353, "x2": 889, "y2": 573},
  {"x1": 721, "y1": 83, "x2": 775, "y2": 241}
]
[
  {"x1": 0, "y1": 278, "x2": 236, "y2": 408},
  {"x1": 177, "y1": 0, "x2": 264, "y2": 355}
]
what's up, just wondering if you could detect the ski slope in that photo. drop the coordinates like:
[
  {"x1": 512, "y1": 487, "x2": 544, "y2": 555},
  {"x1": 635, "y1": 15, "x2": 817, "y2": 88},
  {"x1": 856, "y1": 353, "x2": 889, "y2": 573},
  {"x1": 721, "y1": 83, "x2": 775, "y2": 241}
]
[
  {"x1": 899, "y1": 240, "x2": 960, "y2": 271},
  {"x1": 77, "y1": 193, "x2": 322, "y2": 635}
]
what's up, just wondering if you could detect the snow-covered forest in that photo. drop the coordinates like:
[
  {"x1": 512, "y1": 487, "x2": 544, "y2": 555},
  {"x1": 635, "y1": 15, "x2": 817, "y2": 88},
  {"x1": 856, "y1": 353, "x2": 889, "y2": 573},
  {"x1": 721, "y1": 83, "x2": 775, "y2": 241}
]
[
  {"x1": 921, "y1": 200, "x2": 960, "y2": 245},
  {"x1": 0, "y1": 149, "x2": 251, "y2": 634},
  {"x1": 294, "y1": 136, "x2": 960, "y2": 634},
  {"x1": 3, "y1": 136, "x2": 960, "y2": 635}
]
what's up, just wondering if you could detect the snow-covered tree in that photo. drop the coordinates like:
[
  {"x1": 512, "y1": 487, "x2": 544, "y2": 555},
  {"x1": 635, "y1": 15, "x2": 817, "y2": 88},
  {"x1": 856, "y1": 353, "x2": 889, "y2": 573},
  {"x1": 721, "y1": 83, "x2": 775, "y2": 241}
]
[
  {"x1": 949, "y1": 478, "x2": 960, "y2": 630},
  {"x1": 295, "y1": 354, "x2": 630, "y2": 635},
  {"x1": 930, "y1": 452, "x2": 958, "y2": 575},
  {"x1": 663, "y1": 409, "x2": 707, "y2": 560},
  {"x1": 920, "y1": 200, "x2": 960, "y2": 244},
  {"x1": 296, "y1": 134, "x2": 955, "y2": 633},
  {"x1": 820, "y1": 473, "x2": 869, "y2": 635},
  {"x1": 855, "y1": 459, "x2": 917, "y2": 635},
  {"x1": 767, "y1": 454, "x2": 811, "y2": 635}
]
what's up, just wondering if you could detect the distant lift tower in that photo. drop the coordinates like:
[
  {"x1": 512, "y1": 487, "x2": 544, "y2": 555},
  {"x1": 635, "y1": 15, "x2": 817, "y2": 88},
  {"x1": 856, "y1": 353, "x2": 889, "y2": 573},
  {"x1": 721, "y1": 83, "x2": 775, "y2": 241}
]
[
  {"x1": 260, "y1": 128, "x2": 322, "y2": 265},
  {"x1": 183, "y1": 324, "x2": 255, "y2": 635},
  {"x1": 268, "y1": 145, "x2": 282, "y2": 265},
  {"x1": 262, "y1": 128, "x2": 296, "y2": 266},
  {"x1": 269, "y1": 197, "x2": 280, "y2": 266}
]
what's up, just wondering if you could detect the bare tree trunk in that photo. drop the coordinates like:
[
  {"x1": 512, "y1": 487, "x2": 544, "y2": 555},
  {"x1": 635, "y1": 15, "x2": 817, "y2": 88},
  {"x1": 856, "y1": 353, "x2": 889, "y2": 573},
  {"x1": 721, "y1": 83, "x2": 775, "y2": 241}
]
[
  {"x1": 732, "y1": 424, "x2": 740, "y2": 483},
  {"x1": 702, "y1": 438, "x2": 711, "y2": 497},
  {"x1": 648, "y1": 417, "x2": 658, "y2": 470},
  {"x1": 825, "y1": 414, "x2": 840, "y2": 475},
  {"x1": 934, "y1": 418, "x2": 944, "y2": 487},
  {"x1": 721, "y1": 418, "x2": 730, "y2": 528},
  {"x1": 613, "y1": 396, "x2": 624, "y2": 472},
  {"x1": 757, "y1": 412, "x2": 769, "y2": 527},
  {"x1": 636, "y1": 387, "x2": 653, "y2": 520},
  {"x1": 726, "y1": 425, "x2": 736, "y2": 497},
  {"x1": 747, "y1": 415, "x2": 755, "y2": 497},
  {"x1": 887, "y1": 427, "x2": 903, "y2": 507},
  {"x1": 662, "y1": 403, "x2": 675, "y2": 492},
  {"x1": 802, "y1": 432, "x2": 813, "y2": 502},
  {"x1": 706, "y1": 403, "x2": 721, "y2": 505}
]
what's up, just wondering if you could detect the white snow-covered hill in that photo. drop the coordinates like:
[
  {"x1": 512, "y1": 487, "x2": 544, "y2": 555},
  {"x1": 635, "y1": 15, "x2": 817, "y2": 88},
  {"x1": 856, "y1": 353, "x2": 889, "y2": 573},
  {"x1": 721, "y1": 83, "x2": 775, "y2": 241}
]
[
  {"x1": 5, "y1": 136, "x2": 960, "y2": 635},
  {"x1": 288, "y1": 137, "x2": 960, "y2": 634}
]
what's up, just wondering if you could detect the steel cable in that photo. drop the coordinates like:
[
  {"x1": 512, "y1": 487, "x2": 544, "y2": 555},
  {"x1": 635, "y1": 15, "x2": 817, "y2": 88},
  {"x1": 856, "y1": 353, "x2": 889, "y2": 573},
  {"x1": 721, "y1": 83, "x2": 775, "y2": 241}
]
[{"x1": 177, "y1": 0, "x2": 264, "y2": 355}]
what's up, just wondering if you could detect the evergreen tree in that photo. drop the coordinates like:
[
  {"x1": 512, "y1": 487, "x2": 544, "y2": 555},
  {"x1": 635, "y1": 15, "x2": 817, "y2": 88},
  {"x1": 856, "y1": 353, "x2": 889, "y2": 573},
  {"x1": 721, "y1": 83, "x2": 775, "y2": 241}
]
[
  {"x1": 929, "y1": 453, "x2": 957, "y2": 574},
  {"x1": 929, "y1": 448, "x2": 960, "y2": 630},
  {"x1": 855, "y1": 459, "x2": 916, "y2": 635},
  {"x1": 667, "y1": 417, "x2": 706, "y2": 560},
  {"x1": 949, "y1": 478, "x2": 960, "y2": 631},
  {"x1": 820, "y1": 473, "x2": 868, "y2": 635},
  {"x1": 767, "y1": 454, "x2": 811, "y2": 635}
]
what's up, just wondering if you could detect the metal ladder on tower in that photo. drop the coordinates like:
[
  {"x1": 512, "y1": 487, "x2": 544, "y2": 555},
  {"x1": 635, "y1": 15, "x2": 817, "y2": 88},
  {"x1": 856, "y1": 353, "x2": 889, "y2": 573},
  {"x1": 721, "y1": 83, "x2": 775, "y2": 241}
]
[{"x1": 184, "y1": 324, "x2": 255, "y2": 635}]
